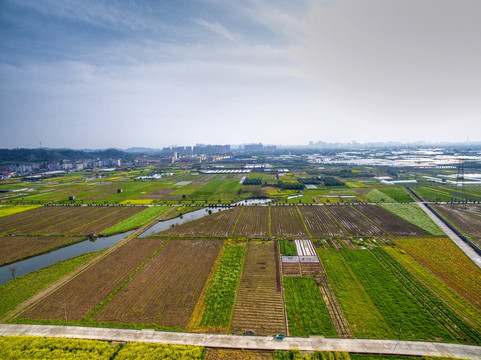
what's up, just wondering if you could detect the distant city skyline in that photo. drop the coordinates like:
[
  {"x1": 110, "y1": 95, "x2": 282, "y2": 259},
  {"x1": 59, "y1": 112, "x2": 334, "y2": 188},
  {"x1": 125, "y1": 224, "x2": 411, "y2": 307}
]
[{"x1": 1, "y1": 1, "x2": 481, "y2": 149}]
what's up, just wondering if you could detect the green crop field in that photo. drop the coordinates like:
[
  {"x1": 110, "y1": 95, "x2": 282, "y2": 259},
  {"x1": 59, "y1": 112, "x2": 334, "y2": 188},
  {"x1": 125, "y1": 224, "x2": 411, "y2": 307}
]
[
  {"x1": 200, "y1": 245, "x2": 245, "y2": 328},
  {"x1": 283, "y1": 277, "x2": 336, "y2": 337},
  {"x1": 280, "y1": 239, "x2": 297, "y2": 256},
  {"x1": 340, "y1": 249, "x2": 454, "y2": 341},
  {"x1": 380, "y1": 203, "x2": 444, "y2": 235},
  {"x1": 378, "y1": 187, "x2": 413, "y2": 202},
  {"x1": 317, "y1": 248, "x2": 393, "y2": 339},
  {"x1": 413, "y1": 187, "x2": 453, "y2": 202},
  {"x1": 366, "y1": 189, "x2": 396, "y2": 203},
  {"x1": 100, "y1": 206, "x2": 171, "y2": 235}
]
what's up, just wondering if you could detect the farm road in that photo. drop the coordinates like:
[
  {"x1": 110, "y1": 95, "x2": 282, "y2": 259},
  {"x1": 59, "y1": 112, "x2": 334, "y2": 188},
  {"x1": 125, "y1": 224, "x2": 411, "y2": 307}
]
[
  {"x1": 1, "y1": 324, "x2": 480, "y2": 359},
  {"x1": 417, "y1": 202, "x2": 481, "y2": 269}
]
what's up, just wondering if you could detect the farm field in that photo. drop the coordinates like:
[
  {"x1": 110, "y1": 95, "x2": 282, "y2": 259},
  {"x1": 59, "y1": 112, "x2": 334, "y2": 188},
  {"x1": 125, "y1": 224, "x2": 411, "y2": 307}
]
[
  {"x1": 19, "y1": 238, "x2": 165, "y2": 322},
  {"x1": 433, "y1": 204, "x2": 481, "y2": 237},
  {"x1": 0, "y1": 205, "x2": 41, "y2": 218},
  {"x1": 317, "y1": 248, "x2": 393, "y2": 339},
  {"x1": 270, "y1": 206, "x2": 309, "y2": 238},
  {"x1": 283, "y1": 276, "x2": 336, "y2": 337},
  {"x1": 232, "y1": 207, "x2": 269, "y2": 238},
  {"x1": 327, "y1": 206, "x2": 386, "y2": 237},
  {"x1": 354, "y1": 205, "x2": 427, "y2": 236},
  {"x1": 158, "y1": 207, "x2": 241, "y2": 237},
  {"x1": 341, "y1": 249, "x2": 454, "y2": 341},
  {"x1": 95, "y1": 239, "x2": 223, "y2": 327},
  {"x1": 100, "y1": 206, "x2": 171, "y2": 235},
  {"x1": 0, "y1": 206, "x2": 145, "y2": 235},
  {"x1": 378, "y1": 187, "x2": 414, "y2": 202},
  {"x1": 200, "y1": 244, "x2": 245, "y2": 329},
  {"x1": 298, "y1": 206, "x2": 345, "y2": 237},
  {"x1": 231, "y1": 241, "x2": 286, "y2": 335},
  {"x1": 0, "y1": 236, "x2": 84, "y2": 266},
  {"x1": 394, "y1": 237, "x2": 481, "y2": 311},
  {"x1": 380, "y1": 203, "x2": 444, "y2": 236}
]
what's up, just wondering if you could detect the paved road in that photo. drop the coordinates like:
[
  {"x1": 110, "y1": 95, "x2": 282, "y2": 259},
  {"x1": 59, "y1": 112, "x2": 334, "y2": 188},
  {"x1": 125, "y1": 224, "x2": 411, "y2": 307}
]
[
  {"x1": 1, "y1": 324, "x2": 480, "y2": 359},
  {"x1": 416, "y1": 202, "x2": 481, "y2": 269}
]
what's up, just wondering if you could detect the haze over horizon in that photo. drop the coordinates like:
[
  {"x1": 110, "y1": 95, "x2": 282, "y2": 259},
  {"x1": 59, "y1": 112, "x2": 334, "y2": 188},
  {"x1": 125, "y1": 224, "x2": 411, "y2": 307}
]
[{"x1": 1, "y1": 1, "x2": 480, "y2": 149}]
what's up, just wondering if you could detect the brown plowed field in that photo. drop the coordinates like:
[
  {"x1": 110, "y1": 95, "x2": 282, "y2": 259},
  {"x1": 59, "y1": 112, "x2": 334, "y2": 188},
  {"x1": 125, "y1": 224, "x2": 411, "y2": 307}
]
[
  {"x1": 327, "y1": 206, "x2": 386, "y2": 237},
  {"x1": 282, "y1": 261, "x2": 301, "y2": 276},
  {"x1": 231, "y1": 241, "x2": 286, "y2": 335},
  {"x1": 20, "y1": 238, "x2": 165, "y2": 321},
  {"x1": 233, "y1": 207, "x2": 269, "y2": 238},
  {"x1": 0, "y1": 206, "x2": 144, "y2": 235},
  {"x1": 434, "y1": 204, "x2": 481, "y2": 236},
  {"x1": 95, "y1": 239, "x2": 223, "y2": 327},
  {"x1": 298, "y1": 206, "x2": 345, "y2": 237},
  {"x1": 354, "y1": 205, "x2": 427, "y2": 236},
  {"x1": 270, "y1": 207, "x2": 308, "y2": 238},
  {"x1": 0, "y1": 236, "x2": 83, "y2": 266},
  {"x1": 158, "y1": 208, "x2": 241, "y2": 237}
]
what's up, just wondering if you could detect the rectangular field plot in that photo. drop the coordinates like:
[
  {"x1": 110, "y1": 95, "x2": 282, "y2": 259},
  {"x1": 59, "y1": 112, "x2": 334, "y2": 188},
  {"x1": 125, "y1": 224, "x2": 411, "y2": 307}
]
[
  {"x1": 354, "y1": 205, "x2": 427, "y2": 236},
  {"x1": 270, "y1": 207, "x2": 308, "y2": 238},
  {"x1": 0, "y1": 206, "x2": 145, "y2": 235},
  {"x1": 20, "y1": 238, "x2": 165, "y2": 321},
  {"x1": 232, "y1": 207, "x2": 269, "y2": 238},
  {"x1": 298, "y1": 206, "x2": 345, "y2": 237},
  {"x1": 158, "y1": 208, "x2": 241, "y2": 237},
  {"x1": 95, "y1": 239, "x2": 223, "y2": 327},
  {"x1": 0, "y1": 236, "x2": 83, "y2": 266},
  {"x1": 434, "y1": 204, "x2": 481, "y2": 237},
  {"x1": 231, "y1": 241, "x2": 286, "y2": 335},
  {"x1": 327, "y1": 206, "x2": 386, "y2": 237}
]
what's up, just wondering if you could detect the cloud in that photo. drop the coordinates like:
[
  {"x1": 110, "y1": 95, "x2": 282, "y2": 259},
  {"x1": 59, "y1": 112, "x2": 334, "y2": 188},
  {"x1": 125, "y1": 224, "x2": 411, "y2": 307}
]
[{"x1": 195, "y1": 19, "x2": 241, "y2": 44}]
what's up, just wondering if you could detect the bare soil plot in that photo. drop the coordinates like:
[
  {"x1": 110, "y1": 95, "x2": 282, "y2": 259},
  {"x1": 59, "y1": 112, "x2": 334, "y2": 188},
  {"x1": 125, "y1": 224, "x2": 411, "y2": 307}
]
[
  {"x1": 141, "y1": 188, "x2": 182, "y2": 200},
  {"x1": 0, "y1": 206, "x2": 144, "y2": 235},
  {"x1": 158, "y1": 207, "x2": 241, "y2": 237},
  {"x1": 0, "y1": 236, "x2": 83, "y2": 266},
  {"x1": 270, "y1": 206, "x2": 308, "y2": 238},
  {"x1": 434, "y1": 204, "x2": 481, "y2": 236},
  {"x1": 233, "y1": 207, "x2": 269, "y2": 238},
  {"x1": 354, "y1": 205, "x2": 427, "y2": 236},
  {"x1": 95, "y1": 239, "x2": 223, "y2": 327},
  {"x1": 231, "y1": 241, "x2": 286, "y2": 335},
  {"x1": 298, "y1": 206, "x2": 345, "y2": 237},
  {"x1": 327, "y1": 206, "x2": 386, "y2": 237},
  {"x1": 19, "y1": 238, "x2": 165, "y2": 321}
]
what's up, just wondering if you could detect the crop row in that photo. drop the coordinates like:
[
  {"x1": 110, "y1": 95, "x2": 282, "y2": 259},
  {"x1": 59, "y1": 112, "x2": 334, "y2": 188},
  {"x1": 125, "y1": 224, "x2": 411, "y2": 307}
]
[
  {"x1": 371, "y1": 247, "x2": 481, "y2": 344},
  {"x1": 200, "y1": 245, "x2": 245, "y2": 327}
]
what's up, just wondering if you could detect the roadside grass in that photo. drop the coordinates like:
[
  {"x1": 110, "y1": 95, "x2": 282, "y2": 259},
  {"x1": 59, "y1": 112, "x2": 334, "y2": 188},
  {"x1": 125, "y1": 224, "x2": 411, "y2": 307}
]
[
  {"x1": 384, "y1": 246, "x2": 481, "y2": 333},
  {"x1": 283, "y1": 276, "x2": 336, "y2": 337},
  {"x1": 317, "y1": 248, "x2": 393, "y2": 339},
  {"x1": 100, "y1": 206, "x2": 171, "y2": 235},
  {"x1": 0, "y1": 251, "x2": 100, "y2": 319},
  {"x1": 380, "y1": 203, "x2": 444, "y2": 236},
  {"x1": 340, "y1": 249, "x2": 454, "y2": 342},
  {"x1": 200, "y1": 245, "x2": 245, "y2": 328}
]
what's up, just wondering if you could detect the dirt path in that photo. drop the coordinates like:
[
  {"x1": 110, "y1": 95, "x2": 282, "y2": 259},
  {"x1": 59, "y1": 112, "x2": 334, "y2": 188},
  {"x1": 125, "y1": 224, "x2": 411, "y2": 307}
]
[
  {"x1": 1, "y1": 214, "x2": 167, "y2": 322},
  {"x1": 1, "y1": 324, "x2": 480, "y2": 359}
]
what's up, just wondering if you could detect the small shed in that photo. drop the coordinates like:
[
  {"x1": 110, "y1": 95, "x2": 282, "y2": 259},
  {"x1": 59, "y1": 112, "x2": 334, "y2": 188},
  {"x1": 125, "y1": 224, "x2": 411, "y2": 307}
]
[
  {"x1": 117, "y1": 188, "x2": 123, "y2": 193},
  {"x1": 68, "y1": 195, "x2": 76, "y2": 201}
]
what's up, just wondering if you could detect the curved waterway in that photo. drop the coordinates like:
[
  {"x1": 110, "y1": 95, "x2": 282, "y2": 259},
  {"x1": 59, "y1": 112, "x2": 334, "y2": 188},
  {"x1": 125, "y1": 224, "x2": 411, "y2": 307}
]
[{"x1": 1, "y1": 198, "x2": 271, "y2": 285}]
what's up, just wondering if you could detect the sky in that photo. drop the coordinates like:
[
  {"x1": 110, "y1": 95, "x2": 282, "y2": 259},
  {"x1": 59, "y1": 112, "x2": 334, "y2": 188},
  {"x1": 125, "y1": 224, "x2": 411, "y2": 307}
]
[{"x1": 1, "y1": 0, "x2": 480, "y2": 149}]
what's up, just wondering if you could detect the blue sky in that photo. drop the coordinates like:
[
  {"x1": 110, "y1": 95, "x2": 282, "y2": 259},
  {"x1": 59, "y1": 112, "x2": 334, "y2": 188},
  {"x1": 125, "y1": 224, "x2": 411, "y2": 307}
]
[{"x1": 1, "y1": 0, "x2": 480, "y2": 149}]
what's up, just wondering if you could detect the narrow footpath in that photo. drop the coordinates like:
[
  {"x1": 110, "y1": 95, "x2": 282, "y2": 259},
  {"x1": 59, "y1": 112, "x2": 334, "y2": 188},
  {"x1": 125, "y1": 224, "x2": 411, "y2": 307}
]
[
  {"x1": 1, "y1": 324, "x2": 480, "y2": 359},
  {"x1": 416, "y1": 202, "x2": 481, "y2": 269}
]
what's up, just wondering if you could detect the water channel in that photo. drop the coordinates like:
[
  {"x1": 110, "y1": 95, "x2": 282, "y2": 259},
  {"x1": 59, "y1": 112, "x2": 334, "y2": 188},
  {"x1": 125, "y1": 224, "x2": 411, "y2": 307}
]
[{"x1": 1, "y1": 199, "x2": 271, "y2": 285}]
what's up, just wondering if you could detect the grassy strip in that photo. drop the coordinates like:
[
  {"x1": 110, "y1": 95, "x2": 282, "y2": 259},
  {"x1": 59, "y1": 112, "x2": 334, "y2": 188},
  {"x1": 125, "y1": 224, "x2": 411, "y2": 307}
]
[
  {"x1": 371, "y1": 247, "x2": 481, "y2": 344},
  {"x1": 317, "y1": 248, "x2": 393, "y2": 339},
  {"x1": 0, "y1": 251, "x2": 100, "y2": 319},
  {"x1": 340, "y1": 249, "x2": 454, "y2": 342},
  {"x1": 384, "y1": 246, "x2": 481, "y2": 333},
  {"x1": 283, "y1": 276, "x2": 336, "y2": 337},
  {"x1": 98, "y1": 206, "x2": 170, "y2": 236},
  {"x1": 200, "y1": 245, "x2": 245, "y2": 328},
  {"x1": 84, "y1": 239, "x2": 171, "y2": 322},
  {"x1": 380, "y1": 203, "x2": 444, "y2": 236},
  {"x1": 296, "y1": 205, "x2": 312, "y2": 237},
  {"x1": 279, "y1": 239, "x2": 297, "y2": 256},
  {"x1": 0, "y1": 205, "x2": 41, "y2": 218}
]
